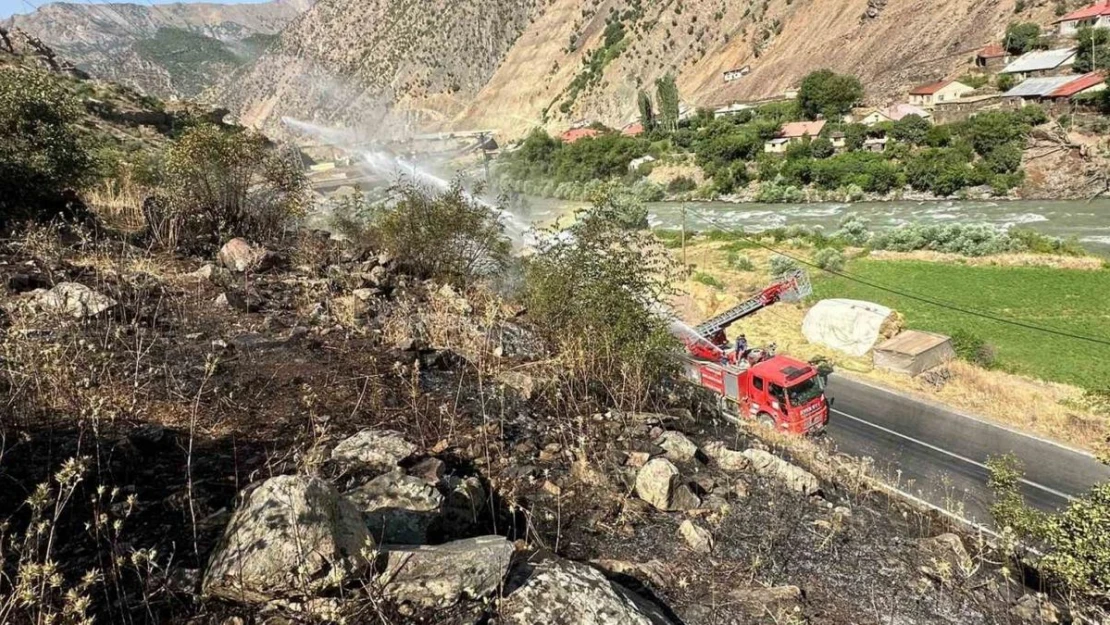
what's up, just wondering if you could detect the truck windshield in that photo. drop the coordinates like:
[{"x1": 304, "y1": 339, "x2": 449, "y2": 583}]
[{"x1": 787, "y1": 377, "x2": 823, "y2": 406}]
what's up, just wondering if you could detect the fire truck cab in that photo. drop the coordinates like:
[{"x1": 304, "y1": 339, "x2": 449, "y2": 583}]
[{"x1": 683, "y1": 354, "x2": 829, "y2": 434}]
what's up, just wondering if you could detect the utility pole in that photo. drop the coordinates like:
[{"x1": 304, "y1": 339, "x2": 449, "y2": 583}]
[{"x1": 681, "y1": 203, "x2": 688, "y2": 272}]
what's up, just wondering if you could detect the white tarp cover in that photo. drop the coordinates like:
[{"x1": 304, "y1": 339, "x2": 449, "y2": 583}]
[{"x1": 802, "y1": 299, "x2": 894, "y2": 357}]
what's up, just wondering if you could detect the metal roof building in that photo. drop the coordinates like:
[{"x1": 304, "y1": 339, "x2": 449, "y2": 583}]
[
  {"x1": 1003, "y1": 75, "x2": 1080, "y2": 98},
  {"x1": 1000, "y1": 48, "x2": 1077, "y2": 74}
]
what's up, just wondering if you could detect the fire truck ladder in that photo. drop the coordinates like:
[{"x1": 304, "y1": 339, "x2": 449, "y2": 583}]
[{"x1": 693, "y1": 270, "x2": 812, "y2": 338}]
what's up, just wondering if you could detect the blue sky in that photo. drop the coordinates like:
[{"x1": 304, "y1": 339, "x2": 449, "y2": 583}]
[{"x1": 2, "y1": 0, "x2": 274, "y2": 19}]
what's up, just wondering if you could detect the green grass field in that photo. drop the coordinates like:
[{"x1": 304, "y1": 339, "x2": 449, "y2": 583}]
[{"x1": 812, "y1": 259, "x2": 1110, "y2": 390}]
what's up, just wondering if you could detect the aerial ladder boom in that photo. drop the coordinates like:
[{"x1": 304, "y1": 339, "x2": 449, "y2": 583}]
[{"x1": 682, "y1": 270, "x2": 812, "y2": 361}]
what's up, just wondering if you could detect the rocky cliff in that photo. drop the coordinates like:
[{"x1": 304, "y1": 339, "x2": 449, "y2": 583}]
[
  {"x1": 221, "y1": 0, "x2": 1069, "y2": 139},
  {"x1": 7, "y1": 0, "x2": 312, "y2": 97}
]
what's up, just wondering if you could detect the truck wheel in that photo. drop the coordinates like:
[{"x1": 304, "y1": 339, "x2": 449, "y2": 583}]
[{"x1": 757, "y1": 413, "x2": 776, "y2": 429}]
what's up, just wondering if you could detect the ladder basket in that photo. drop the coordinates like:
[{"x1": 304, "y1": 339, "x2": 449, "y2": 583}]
[{"x1": 780, "y1": 269, "x2": 812, "y2": 302}]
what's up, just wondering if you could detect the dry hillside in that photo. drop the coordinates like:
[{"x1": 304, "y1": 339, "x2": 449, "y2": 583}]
[
  {"x1": 222, "y1": 0, "x2": 1074, "y2": 139},
  {"x1": 7, "y1": 0, "x2": 311, "y2": 97}
]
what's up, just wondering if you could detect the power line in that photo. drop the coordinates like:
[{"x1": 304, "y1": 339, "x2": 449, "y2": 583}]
[{"x1": 688, "y1": 208, "x2": 1110, "y2": 348}]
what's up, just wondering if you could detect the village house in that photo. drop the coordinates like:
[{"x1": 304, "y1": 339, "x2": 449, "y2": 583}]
[
  {"x1": 723, "y1": 66, "x2": 751, "y2": 82},
  {"x1": 1002, "y1": 72, "x2": 1107, "y2": 105},
  {"x1": 907, "y1": 80, "x2": 975, "y2": 108},
  {"x1": 829, "y1": 131, "x2": 846, "y2": 150},
  {"x1": 859, "y1": 103, "x2": 932, "y2": 125},
  {"x1": 714, "y1": 102, "x2": 754, "y2": 117},
  {"x1": 763, "y1": 120, "x2": 826, "y2": 153},
  {"x1": 1055, "y1": 1, "x2": 1110, "y2": 37},
  {"x1": 976, "y1": 44, "x2": 1012, "y2": 69},
  {"x1": 1047, "y1": 71, "x2": 1107, "y2": 100},
  {"x1": 1000, "y1": 48, "x2": 1077, "y2": 80}
]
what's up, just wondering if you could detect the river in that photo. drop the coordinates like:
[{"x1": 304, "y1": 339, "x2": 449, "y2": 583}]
[{"x1": 517, "y1": 197, "x2": 1110, "y2": 256}]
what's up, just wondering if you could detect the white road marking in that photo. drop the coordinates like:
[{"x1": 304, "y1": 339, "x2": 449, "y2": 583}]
[{"x1": 831, "y1": 408, "x2": 1075, "y2": 503}]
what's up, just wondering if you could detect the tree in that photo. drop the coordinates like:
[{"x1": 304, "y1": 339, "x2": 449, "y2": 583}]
[
  {"x1": 1074, "y1": 26, "x2": 1110, "y2": 73},
  {"x1": 637, "y1": 90, "x2": 656, "y2": 131},
  {"x1": 797, "y1": 70, "x2": 864, "y2": 120},
  {"x1": 655, "y1": 74, "x2": 680, "y2": 132},
  {"x1": 810, "y1": 136, "x2": 835, "y2": 159},
  {"x1": 996, "y1": 73, "x2": 1017, "y2": 92},
  {"x1": 164, "y1": 124, "x2": 308, "y2": 243},
  {"x1": 0, "y1": 69, "x2": 93, "y2": 230},
  {"x1": 844, "y1": 123, "x2": 867, "y2": 151},
  {"x1": 958, "y1": 110, "x2": 1029, "y2": 157},
  {"x1": 890, "y1": 114, "x2": 931, "y2": 145},
  {"x1": 1004, "y1": 22, "x2": 1043, "y2": 55}
]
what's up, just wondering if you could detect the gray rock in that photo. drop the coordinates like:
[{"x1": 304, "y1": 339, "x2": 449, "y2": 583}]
[
  {"x1": 678, "y1": 520, "x2": 712, "y2": 554},
  {"x1": 918, "y1": 533, "x2": 973, "y2": 581},
  {"x1": 500, "y1": 555, "x2": 675, "y2": 624},
  {"x1": 367, "y1": 264, "x2": 389, "y2": 287},
  {"x1": 741, "y1": 449, "x2": 820, "y2": 496},
  {"x1": 36, "y1": 282, "x2": 116, "y2": 318},
  {"x1": 214, "y1": 290, "x2": 261, "y2": 313},
  {"x1": 202, "y1": 475, "x2": 371, "y2": 603},
  {"x1": 407, "y1": 457, "x2": 446, "y2": 484},
  {"x1": 378, "y1": 536, "x2": 514, "y2": 608},
  {"x1": 497, "y1": 371, "x2": 536, "y2": 400},
  {"x1": 491, "y1": 321, "x2": 544, "y2": 359},
  {"x1": 635, "y1": 458, "x2": 700, "y2": 511},
  {"x1": 191, "y1": 263, "x2": 229, "y2": 282},
  {"x1": 332, "y1": 429, "x2": 418, "y2": 472},
  {"x1": 703, "y1": 441, "x2": 751, "y2": 473},
  {"x1": 218, "y1": 238, "x2": 260, "y2": 273},
  {"x1": 346, "y1": 473, "x2": 443, "y2": 544},
  {"x1": 1011, "y1": 593, "x2": 1059, "y2": 624},
  {"x1": 654, "y1": 431, "x2": 699, "y2": 463},
  {"x1": 732, "y1": 479, "x2": 750, "y2": 499}
]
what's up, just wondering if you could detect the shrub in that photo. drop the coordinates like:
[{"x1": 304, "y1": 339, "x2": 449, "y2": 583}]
[
  {"x1": 727, "y1": 251, "x2": 754, "y2": 271},
  {"x1": 1004, "y1": 22, "x2": 1043, "y2": 55},
  {"x1": 996, "y1": 73, "x2": 1017, "y2": 92},
  {"x1": 692, "y1": 272, "x2": 725, "y2": 288},
  {"x1": 904, "y1": 148, "x2": 971, "y2": 196},
  {"x1": 524, "y1": 192, "x2": 677, "y2": 408},
  {"x1": 712, "y1": 162, "x2": 750, "y2": 194},
  {"x1": 810, "y1": 136, "x2": 835, "y2": 159},
  {"x1": 162, "y1": 124, "x2": 307, "y2": 245},
  {"x1": 835, "y1": 214, "x2": 871, "y2": 245},
  {"x1": 950, "y1": 329, "x2": 997, "y2": 367},
  {"x1": 890, "y1": 114, "x2": 931, "y2": 146},
  {"x1": 0, "y1": 69, "x2": 93, "y2": 230},
  {"x1": 770, "y1": 254, "x2": 800, "y2": 278},
  {"x1": 667, "y1": 175, "x2": 697, "y2": 194},
  {"x1": 812, "y1": 247, "x2": 845, "y2": 272},
  {"x1": 985, "y1": 142, "x2": 1023, "y2": 174}
]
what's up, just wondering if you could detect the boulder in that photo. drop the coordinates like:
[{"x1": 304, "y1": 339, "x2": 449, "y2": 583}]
[
  {"x1": 1011, "y1": 593, "x2": 1059, "y2": 624},
  {"x1": 918, "y1": 533, "x2": 972, "y2": 581},
  {"x1": 741, "y1": 449, "x2": 820, "y2": 496},
  {"x1": 215, "y1": 290, "x2": 262, "y2": 313},
  {"x1": 703, "y1": 441, "x2": 751, "y2": 473},
  {"x1": 407, "y1": 457, "x2": 446, "y2": 484},
  {"x1": 36, "y1": 282, "x2": 116, "y2": 318},
  {"x1": 500, "y1": 555, "x2": 675, "y2": 625},
  {"x1": 678, "y1": 520, "x2": 713, "y2": 554},
  {"x1": 331, "y1": 429, "x2": 418, "y2": 472},
  {"x1": 191, "y1": 263, "x2": 229, "y2": 282},
  {"x1": 202, "y1": 475, "x2": 371, "y2": 603},
  {"x1": 654, "y1": 431, "x2": 699, "y2": 463},
  {"x1": 491, "y1": 321, "x2": 544, "y2": 359},
  {"x1": 635, "y1": 458, "x2": 700, "y2": 511},
  {"x1": 378, "y1": 536, "x2": 514, "y2": 608},
  {"x1": 497, "y1": 371, "x2": 536, "y2": 400},
  {"x1": 346, "y1": 473, "x2": 443, "y2": 544},
  {"x1": 218, "y1": 238, "x2": 260, "y2": 273}
]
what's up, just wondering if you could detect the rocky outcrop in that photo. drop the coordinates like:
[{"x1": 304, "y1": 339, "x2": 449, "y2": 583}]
[
  {"x1": 35, "y1": 282, "x2": 116, "y2": 318},
  {"x1": 331, "y1": 429, "x2": 418, "y2": 472},
  {"x1": 678, "y1": 520, "x2": 712, "y2": 554},
  {"x1": 378, "y1": 536, "x2": 514, "y2": 608},
  {"x1": 218, "y1": 238, "x2": 274, "y2": 273},
  {"x1": 635, "y1": 458, "x2": 700, "y2": 511},
  {"x1": 703, "y1": 441, "x2": 751, "y2": 473},
  {"x1": 500, "y1": 555, "x2": 676, "y2": 625},
  {"x1": 918, "y1": 533, "x2": 973, "y2": 581},
  {"x1": 741, "y1": 449, "x2": 820, "y2": 496},
  {"x1": 346, "y1": 473, "x2": 443, "y2": 544},
  {"x1": 202, "y1": 475, "x2": 371, "y2": 603},
  {"x1": 655, "y1": 431, "x2": 699, "y2": 464}
]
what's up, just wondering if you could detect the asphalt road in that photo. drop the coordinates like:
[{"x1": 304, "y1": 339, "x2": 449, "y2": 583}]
[{"x1": 822, "y1": 374, "x2": 1110, "y2": 525}]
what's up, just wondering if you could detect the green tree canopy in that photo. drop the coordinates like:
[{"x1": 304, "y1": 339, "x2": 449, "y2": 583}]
[
  {"x1": 655, "y1": 74, "x2": 680, "y2": 132},
  {"x1": 797, "y1": 70, "x2": 864, "y2": 120},
  {"x1": 0, "y1": 68, "x2": 93, "y2": 229},
  {"x1": 637, "y1": 90, "x2": 656, "y2": 132},
  {"x1": 1004, "y1": 22, "x2": 1044, "y2": 55},
  {"x1": 1074, "y1": 26, "x2": 1110, "y2": 73},
  {"x1": 890, "y1": 114, "x2": 931, "y2": 146}
]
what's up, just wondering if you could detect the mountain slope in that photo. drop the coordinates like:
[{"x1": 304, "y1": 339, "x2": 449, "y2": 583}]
[
  {"x1": 220, "y1": 0, "x2": 543, "y2": 137},
  {"x1": 222, "y1": 0, "x2": 1066, "y2": 139},
  {"x1": 7, "y1": 0, "x2": 312, "y2": 98}
]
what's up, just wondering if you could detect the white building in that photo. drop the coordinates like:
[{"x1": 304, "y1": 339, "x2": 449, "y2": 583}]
[
  {"x1": 907, "y1": 80, "x2": 975, "y2": 108},
  {"x1": 1055, "y1": 1, "x2": 1110, "y2": 37}
]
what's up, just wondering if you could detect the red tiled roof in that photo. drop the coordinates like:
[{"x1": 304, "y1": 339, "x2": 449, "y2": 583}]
[
  {"x1": 559, "y1": 128, "x2": 602, "y2": 143},
  {"x1": 621, "y1": 122, "x2": 644, "y2": 136},
  {"x1": 1048, "y1": 72, "x2": 1106, "y2": 97},
  {"x1": 778, "y1": 120, "x2": 826, "y2": 138},
  {"x1": 908, "y1": 80, "x2": 953, "y2": 95},
  {"x1": 1055, "y1": 1, "x2": 1110, "y2": 23},
  {"x1": 978, "y1": 44, "x2": 1007, "y2": 59}
]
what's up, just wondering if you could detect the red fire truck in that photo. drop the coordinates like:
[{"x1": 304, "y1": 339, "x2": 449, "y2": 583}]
[{"x1": 675, "y1": 270, "x2": 830, "y2": 435}]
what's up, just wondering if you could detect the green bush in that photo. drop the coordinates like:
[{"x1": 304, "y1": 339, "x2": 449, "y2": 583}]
[
  {"x1": 1004, "y1": 22, "x2": 1044, "y2": 55},
  {"x1": 812, "y1": 247, "x2": 845, "y2": 272},
  {"x1": 727, "y1": 251, "x2": 755, "y2": 271},
  {"x1": 904, "y1": 148, "x2": 971, "y2": 196},
  {"x1": 162, "y1": 124, "x2": 307, "y2": 245},
  {"x1": 890, "y1": 114, "x2": 931, "y2": 146},
  {"x1": 769, "y1": 254, "x2": 800, "y2": 278},
  {"x1": 667, "y1": 175, "x2": 697, "y2": 194},
  {"x1": 835, "y1": 214, "x2": 871, "y2": 245},
  {"x1": 949, "y1": 329, "x2": 998, "y2": 368},
  {"x1": 810, "y1": 136, "x2": 835, "y2": 159},
  {"x1": 996, "y1": 73, "x2": 1017, "y2": 92},
  {"x1": 525, "y1": 192, "x2": 677, "y2": 408},
  {"x1": 0, "y1": 69, "x2": 93, "y2": 230},
  {"x1": 692, "y1": 272, "x2": 725, "y2": 288}
]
